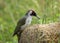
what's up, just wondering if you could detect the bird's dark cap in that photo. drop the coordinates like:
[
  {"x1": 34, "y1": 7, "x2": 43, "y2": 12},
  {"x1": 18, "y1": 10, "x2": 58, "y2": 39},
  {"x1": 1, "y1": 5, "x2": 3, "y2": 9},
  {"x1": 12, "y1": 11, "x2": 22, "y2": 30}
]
[{"x1": 26, "y1": 10, "x2": 40, "y2": 19}]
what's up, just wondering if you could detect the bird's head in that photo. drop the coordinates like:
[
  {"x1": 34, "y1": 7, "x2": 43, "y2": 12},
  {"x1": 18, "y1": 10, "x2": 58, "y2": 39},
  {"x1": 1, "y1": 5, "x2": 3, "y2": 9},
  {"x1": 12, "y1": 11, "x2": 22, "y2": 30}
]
[{"x1": 26, "y1": 10, "x2": 40, "y2": 19}]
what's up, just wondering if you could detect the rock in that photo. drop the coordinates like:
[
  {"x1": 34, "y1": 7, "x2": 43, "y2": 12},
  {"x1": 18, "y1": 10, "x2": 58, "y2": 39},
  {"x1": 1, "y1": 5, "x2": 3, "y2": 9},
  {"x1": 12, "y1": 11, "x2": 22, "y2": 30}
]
[{"x1": 18, "y1": 22, "x2": 60, "y2": 43}]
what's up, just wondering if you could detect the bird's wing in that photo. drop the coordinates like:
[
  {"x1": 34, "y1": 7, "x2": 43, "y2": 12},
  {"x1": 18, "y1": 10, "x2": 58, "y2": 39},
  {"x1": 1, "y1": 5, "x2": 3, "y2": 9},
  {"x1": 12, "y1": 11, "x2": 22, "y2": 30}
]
[
  {"x1": 13, "y1": 17, "x2": 26, "y2": 36},
  {"x1": 17, "y1": 17, "x2": 26, "y2": 26}
]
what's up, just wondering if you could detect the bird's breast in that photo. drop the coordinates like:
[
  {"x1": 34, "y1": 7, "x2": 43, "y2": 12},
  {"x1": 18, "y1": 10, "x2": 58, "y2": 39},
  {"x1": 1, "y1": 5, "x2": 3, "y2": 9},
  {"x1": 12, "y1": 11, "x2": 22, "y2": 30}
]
[
  {"x1": 26, "y1": 16, "x2": 32, "y2": 25},
  {"x1": 21, "y1": 16, "x2": 32, "y2": 30}
]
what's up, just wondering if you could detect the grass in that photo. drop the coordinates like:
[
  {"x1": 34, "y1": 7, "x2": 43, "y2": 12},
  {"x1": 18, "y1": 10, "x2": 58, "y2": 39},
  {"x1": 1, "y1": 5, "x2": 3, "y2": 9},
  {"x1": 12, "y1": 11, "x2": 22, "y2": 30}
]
[{"x1": 0, "y1": 0, "x2": 60, "y2": 43}]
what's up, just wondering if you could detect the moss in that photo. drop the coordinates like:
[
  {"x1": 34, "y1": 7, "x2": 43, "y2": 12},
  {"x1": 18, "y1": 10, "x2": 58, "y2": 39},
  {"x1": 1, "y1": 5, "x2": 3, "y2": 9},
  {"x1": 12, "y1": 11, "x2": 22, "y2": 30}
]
[{"x1": 18, "y1": 22, "x2": 60, "y2": 43}]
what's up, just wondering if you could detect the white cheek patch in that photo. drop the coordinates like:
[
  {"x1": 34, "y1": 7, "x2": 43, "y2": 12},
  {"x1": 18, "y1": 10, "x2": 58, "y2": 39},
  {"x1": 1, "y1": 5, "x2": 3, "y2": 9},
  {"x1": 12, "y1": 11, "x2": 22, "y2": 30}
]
[{"x1": 28, "y1": 11, "x2": 32, "y2": 15}]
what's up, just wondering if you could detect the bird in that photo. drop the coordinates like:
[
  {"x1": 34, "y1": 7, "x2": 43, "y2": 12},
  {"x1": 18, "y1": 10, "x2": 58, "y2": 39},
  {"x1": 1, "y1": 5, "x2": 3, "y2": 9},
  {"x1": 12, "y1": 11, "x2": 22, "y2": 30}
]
[{"x1": 13, "y1": 10, "x2": 40, "y2": 37}]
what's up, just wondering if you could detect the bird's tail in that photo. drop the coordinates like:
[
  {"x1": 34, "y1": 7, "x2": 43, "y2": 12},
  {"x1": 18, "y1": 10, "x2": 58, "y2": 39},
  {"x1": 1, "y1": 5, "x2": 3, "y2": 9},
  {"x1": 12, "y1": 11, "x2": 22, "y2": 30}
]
[
  {"x1": 13, "y1": 27, "x2": 21, "y2": 36},
  {"x1": 13, "y1": 33, "x2": 15, "y2": 36},
  {"x1": 13, "y1": 32, "x2": 17, "y2": 37}
]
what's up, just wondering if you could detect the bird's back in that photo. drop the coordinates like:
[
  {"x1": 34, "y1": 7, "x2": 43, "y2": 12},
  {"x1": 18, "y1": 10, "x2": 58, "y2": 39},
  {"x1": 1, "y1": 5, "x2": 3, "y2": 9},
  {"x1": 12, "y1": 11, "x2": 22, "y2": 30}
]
[{"x1": 13, "y1": 16, "x2": 26, "y2": 36}]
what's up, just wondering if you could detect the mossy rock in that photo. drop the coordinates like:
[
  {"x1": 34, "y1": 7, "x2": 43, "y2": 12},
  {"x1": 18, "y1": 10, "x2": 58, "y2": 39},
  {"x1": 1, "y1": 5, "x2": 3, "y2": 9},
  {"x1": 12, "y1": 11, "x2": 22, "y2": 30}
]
[{"x1": 18, "y1": 22, "x2": 60, "y2": 43}]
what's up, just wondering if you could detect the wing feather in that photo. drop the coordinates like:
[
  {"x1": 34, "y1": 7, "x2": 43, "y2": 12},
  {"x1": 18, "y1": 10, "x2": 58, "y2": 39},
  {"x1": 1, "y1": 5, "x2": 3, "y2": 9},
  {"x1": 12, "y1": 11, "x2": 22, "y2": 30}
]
[{"x1": 13, "y1": 17, "x2": 26, "y2": 36}]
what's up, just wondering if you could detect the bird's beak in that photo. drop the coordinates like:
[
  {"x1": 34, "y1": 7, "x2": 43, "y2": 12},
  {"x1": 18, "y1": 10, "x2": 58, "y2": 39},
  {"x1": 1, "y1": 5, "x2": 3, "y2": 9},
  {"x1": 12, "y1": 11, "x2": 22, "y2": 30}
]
[{"x1": 36, "y1": 15, "x2": 40, "y2": 19}]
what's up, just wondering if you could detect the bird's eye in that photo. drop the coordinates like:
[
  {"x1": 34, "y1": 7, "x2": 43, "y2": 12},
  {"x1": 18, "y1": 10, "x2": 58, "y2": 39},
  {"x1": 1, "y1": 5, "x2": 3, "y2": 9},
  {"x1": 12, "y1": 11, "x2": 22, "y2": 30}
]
[{"x1": 30, "y1": 11, "x2": 36, "y2": 16}]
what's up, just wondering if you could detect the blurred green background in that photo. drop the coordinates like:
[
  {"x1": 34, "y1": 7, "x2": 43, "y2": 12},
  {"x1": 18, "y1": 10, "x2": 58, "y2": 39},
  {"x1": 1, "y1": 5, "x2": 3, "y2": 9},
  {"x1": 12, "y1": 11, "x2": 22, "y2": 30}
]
[{"x1": 0, "y1": 0, "x2": 60, "y2": 43}]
